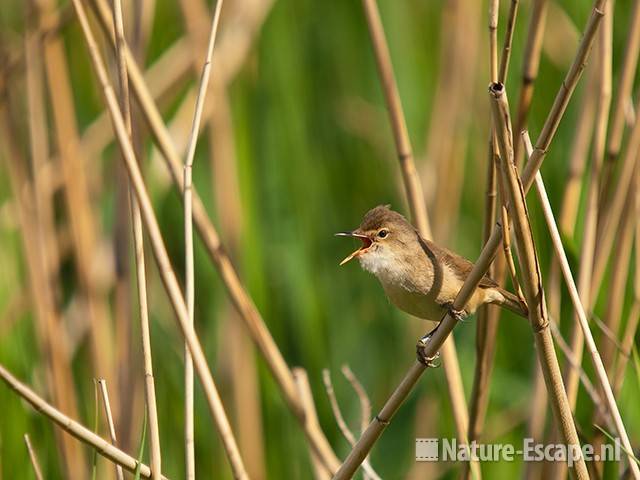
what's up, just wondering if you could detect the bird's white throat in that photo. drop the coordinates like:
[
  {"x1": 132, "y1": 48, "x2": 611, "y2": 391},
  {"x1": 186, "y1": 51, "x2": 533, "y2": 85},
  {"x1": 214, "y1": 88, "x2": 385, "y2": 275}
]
[{"x1": 358, "y1": 247, "x2": 406, "y2": 285}]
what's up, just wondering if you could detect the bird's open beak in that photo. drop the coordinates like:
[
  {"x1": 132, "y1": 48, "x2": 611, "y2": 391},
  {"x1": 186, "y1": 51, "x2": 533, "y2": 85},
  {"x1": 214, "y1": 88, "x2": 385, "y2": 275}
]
[{"x1": 335, "y1": 231, "x2": 373, "y2": 265}]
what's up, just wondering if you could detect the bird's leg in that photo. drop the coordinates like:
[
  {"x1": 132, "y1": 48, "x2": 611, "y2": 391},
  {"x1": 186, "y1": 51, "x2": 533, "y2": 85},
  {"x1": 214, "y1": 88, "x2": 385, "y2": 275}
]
[{"x1": 416, "y1": 326, "x2": 441, "y2": 368}]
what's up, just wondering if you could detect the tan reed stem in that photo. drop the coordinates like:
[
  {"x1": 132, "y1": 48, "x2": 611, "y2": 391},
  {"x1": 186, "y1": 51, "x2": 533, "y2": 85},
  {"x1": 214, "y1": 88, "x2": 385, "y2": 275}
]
[
  {"x1": 182, "y1": 2, "x2": 224, "y2": 477},
  {"x1": 513, "y1": 0, "x2": 548, "y2": 165},
  {"x1": 292, "y1": 369, "x2": 331, "y2": 480},
  {"x1": 489, "y1": 0, "x2": 499, "y2": 82},
  {"x1": 467, "y1": 0, "x2": 520, "y2": 454},
  {"x1": 559, "y1": 1, "x2": 611, "y2": 434},
  {"x1": 97, "y1": 379, "x2": 124, "y2": 480},
  {"x1": 468, "y1": 3, "x2": 501, "y2": 453},
  {"x1": 70, "y1": 1, "x2": 248, "y2": 477},
  {"x1": 524, "y1": 131, "x2": 640, "y2": 480},
  {"x1": 490, "y1": 85, "x2": 588, "y2": 479},
  {"x1": 86, "y1": 0, "x2": 340, "y2": 470},
  {"x1": 591, "y1": 96, "x2": 640, "y2": 298},
  {"x1": 498, "y1": 0, "x2": 520, "y2": 83},
  {"x1": 110, "y1": 0, "x2": 162, "y2": 475},
  {"x1": 360, "y1": 0, "x2": 430, "y2": 238},
  {"x1": 0, "y1": 364, "x2": 167, "y2": 479},
  {"x1": 549, "y1": 323, "x2": 605, "y2": 417},
  {"x1": 24, "y1": 434, "x2": 44, "y2": 480},
  {"x1": 360, "y1": 3, "x2": 479, "y2": 477},
  {"x1": 322, "y1": 371, "x2": 380, "y2": 480},
  {"x1": 600, "y1": 0, "x2": 640, "y2": 199},
  {"x1": 341, "y1": 365, "x2": 371, "y2": 436},
  {"x1": 613, "y1": 205, "x2": 640, "y2": 395}
]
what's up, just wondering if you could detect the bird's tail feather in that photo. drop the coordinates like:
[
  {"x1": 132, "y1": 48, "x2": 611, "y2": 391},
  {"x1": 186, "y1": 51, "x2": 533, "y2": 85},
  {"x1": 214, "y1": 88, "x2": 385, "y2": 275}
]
[{"x1": 494, "y1": 288, "x2": 528, "y2": 318}]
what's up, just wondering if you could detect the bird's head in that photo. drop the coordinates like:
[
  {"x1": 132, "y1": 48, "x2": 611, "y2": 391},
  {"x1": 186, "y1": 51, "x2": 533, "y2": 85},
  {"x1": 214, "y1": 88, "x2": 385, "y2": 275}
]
[{"x1": 336, "y1": 205, "x2": 415, "y2": 274}]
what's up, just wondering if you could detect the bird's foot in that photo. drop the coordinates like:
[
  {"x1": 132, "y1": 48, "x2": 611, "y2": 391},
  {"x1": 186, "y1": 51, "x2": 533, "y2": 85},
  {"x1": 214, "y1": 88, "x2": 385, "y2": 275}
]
[
  {"x1": 416, "y1": 331, "x2": 441, "y2": 368},
  {"x1": 443, "y1": 302, "x2": 468, "y2": 323}
]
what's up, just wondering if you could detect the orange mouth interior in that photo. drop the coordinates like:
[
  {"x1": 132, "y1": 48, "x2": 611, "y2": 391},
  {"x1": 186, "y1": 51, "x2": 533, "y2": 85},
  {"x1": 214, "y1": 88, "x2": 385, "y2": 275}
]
[{"x1": 339, "y1": 236, "x2": 372, "y2": 265}]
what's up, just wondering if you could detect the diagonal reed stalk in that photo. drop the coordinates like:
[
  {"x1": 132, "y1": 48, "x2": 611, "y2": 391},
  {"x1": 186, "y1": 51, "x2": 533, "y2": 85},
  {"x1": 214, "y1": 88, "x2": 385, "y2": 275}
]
[
  {"x1": 335, "y1": 0, "x2": 606, "y2": 476},
  {"x1": 110, "y1": 0, "x2": 162, "y2": 477},
  {"x1": 524, "y1": 131, "x2": 640, "y2": 480},
  {"x1": 24, "y1": 434, "x2": 44, "y2": 480},
  {"x1": 0, "y1": 364, "x2": 167, "y2": 479},
  {"x1": 69, "y1": 0, "x2": 248, "y2": 477},
  {"x1": 182, "y1": 1, "x2": 224, "y2": 478},
  {"x1": 0, "y1": 365, "x2": 166, "y2": 480},
  {"x1": 86, "y1": 0, "x2": 340, "y2": 471},
  {"x1": 360, "y1": 2, "x2": 480, "y2": 477},
  {"x1": 97, "y1": 379, "x2": 125, "y2": 480},
  {"x1": 545, "y1": 12, "x2": 613, "y2": 478},
  {"x1": 489, "y1": 84, "x2": 588, "y2": 479}
]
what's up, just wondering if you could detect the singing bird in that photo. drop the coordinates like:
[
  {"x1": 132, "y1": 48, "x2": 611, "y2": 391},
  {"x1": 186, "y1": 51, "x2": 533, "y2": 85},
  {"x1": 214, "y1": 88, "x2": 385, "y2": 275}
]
[{"x1": 337, "y1": 205, "x2": 527, "y2": 326}]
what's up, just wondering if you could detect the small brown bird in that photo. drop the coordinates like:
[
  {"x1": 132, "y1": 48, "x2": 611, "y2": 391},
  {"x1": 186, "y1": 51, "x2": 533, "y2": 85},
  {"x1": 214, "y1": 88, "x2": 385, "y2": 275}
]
[{"x1": 337, "y1": 205, "x2": 527, "y2": 323}]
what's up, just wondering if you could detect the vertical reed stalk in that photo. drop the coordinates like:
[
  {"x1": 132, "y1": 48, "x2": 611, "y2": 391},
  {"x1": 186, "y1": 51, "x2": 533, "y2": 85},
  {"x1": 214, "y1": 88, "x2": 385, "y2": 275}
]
[
  {"x1": 111, "y1": 0, "x2": 162, "y2": 476},
  {"x1": 513, "y1": 0, "x2": 548, "y2": 165},
  {"x1": 182, "y1": 1, "x2": 224, "y2": 477},
  {"x1": 600, "y1": 0, "x2": 640, "y2": 202}
]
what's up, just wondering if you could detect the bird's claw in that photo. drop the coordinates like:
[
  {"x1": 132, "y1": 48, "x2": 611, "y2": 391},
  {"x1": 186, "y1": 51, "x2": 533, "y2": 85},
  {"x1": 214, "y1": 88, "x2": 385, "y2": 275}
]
[
  {"x1": 443, "y1": 302, "x2": 467, "y2": 323},
  {"x1": 416, "y1": 333, "x2": 441, "y2": 368}
]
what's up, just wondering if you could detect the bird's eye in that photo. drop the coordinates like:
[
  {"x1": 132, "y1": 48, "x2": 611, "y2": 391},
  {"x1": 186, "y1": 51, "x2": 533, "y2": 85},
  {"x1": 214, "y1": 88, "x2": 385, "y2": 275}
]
[{"x1": 378, "y1": 229, "x2": 389, "y2": 238}]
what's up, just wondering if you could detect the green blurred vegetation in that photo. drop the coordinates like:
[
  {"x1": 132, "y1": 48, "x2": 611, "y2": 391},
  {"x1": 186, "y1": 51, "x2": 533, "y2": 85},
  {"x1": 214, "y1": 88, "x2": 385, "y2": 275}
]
[{"x1": 1, "y1": 0, "x2": 639, "y2": 478}]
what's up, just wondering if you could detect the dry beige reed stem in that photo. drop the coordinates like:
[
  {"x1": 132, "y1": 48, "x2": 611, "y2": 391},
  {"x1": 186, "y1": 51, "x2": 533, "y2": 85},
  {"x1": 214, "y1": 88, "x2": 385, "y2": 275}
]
[
  {"x1": 524, "y1": 131, "x2": 640, "y2": 479},
  {"x1": 601, "y1": 0, "x2": 640, "y2": 194},
  {"x1": 110, "y1": 0, "x2": 162, "y2": 477},
  {"x1": 498, "y1": 0, "x2": 520, "y2": 82},
  {"x1": 513, "y1": 0, "x2": 548, "y2": 165},
  {"x1": 361, "y1": 0, "x2": 430, "y2": 239},
  {"x1": 360, "y1": 3, "x2": 479, "y2": 477},
  {"x1": 86, "y1": 0, "x2": 340, "y2": 470},
  {"x1": 24, "y1": 434, "x2": 44, "y2": 480},
  {"x1": 341, "y1": 365, "x2": 371, "y2": 436},
  {"x1": 97, "y1": 379, "x2": 124, "y2": 480},
  {"x1": 292, "y1": 369, "x2": 331, "y2": 480},
  {"x1": 182, "y1": 1, "x2": 224, "y2": 478},
  {"x1": 70, "y1": 1, "x2": 248, "y2": 477},
  {"x1": 322, "y1": 370, "x2": 380, "y2": 480},
  {"x1": 490, "y1": 85, "x2": 588, "y2": 479},
  {"x1": 467, "y1": 0, "x2": 520, "y2": 454},
  {"x1": 520, "y1": 0, "x2": 605, "y2": 192},
  {"x1": 558, "y1": 8, "x2": 611, "y2": 458},
  {"x1": 591, "y1": 93, "x2": 640, "y2": 298},
  {"x1": 0, "y1": 364, "x2": 166, "y2": 479},
  {"x1": 528, "y1": 67, "x2": 598, "y2": 479}
]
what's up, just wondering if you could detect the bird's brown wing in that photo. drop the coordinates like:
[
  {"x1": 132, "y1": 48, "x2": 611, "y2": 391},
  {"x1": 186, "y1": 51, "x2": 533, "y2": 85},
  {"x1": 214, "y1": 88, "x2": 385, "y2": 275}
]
[{"x1": 423, "y1": 237, "x2": 498, "y2": 289}]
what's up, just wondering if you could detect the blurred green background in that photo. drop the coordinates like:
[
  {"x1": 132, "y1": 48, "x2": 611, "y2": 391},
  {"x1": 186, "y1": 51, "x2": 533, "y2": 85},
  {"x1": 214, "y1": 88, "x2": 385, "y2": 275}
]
[{"x1": 1, "y1": 0, "x2": 639, "y2": 478}]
